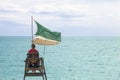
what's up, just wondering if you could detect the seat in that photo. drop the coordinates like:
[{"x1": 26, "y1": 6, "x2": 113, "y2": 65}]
[
  {"x1": 23, "y1": 53, "x2": 47, "y2": 80},
  {"x1": 27, "y1": 53, "x2": 39, "y2": 68}
]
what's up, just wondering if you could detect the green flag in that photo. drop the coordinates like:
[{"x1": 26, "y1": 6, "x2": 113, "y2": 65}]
[{"x1": 35, "y1": 21, "x2": 61, "y2": 42}]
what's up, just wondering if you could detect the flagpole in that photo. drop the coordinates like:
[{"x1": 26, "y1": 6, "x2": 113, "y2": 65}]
[{"x1": 31, "y1": 16, "x2": 33, "y2": 43}]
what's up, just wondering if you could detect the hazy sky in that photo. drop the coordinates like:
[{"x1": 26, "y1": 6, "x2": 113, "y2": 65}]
[{"x1": 0, "y1": 0, "x2": 120, "y2": 36}]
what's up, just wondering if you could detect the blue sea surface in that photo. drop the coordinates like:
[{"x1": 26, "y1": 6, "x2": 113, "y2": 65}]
[{"x1": 0, "y1": 36, "x2": 120, "y2": 80}]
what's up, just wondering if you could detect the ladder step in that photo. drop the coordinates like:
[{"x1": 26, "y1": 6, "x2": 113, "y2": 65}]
[{"x1": 25, "y1": 73, "x2": 44, "y2": 76}]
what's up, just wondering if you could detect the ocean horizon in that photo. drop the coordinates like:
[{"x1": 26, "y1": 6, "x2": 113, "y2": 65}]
[{"x1": 0, "y1": 36, "x2": 120, "y2": 80}]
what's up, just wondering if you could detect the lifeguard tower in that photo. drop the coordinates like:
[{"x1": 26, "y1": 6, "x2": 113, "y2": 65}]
[
  {"x1": 23, "y1": 53, "x2": 47, "y2": 80},
  {"x1": 23, "y1": 16, "x2": 61, "y2": 80}
]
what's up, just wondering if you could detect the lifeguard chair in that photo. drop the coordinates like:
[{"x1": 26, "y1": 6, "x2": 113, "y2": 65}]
[
  {"x1": 23, "y1": 16, "x2": 61, "y2": 80},
  {"x1": 23, "y1": 53, "x2": 47, "y2": 80}
]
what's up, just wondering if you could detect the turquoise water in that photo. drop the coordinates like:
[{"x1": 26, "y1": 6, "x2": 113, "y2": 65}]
[{"x1": 0, "y1": 36, "x2": 120, "y2": 80}]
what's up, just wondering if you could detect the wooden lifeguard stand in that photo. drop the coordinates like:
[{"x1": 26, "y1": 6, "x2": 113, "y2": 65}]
[
  {"x1": 23, "y1": 54, "x2": 47, "y2": 80},
  {"x1": 23, "y1": 16, "x2": 61, "y2": 80}
]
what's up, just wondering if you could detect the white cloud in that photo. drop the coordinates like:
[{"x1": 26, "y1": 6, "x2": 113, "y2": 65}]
[{"x1": 0, "y1": 0, "x2": 120, "y2": 36}]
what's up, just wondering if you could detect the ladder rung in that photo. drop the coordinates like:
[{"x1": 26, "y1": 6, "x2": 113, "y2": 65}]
[{"x1": 25, "y1": 73, "x2": 44, "y2": 76}]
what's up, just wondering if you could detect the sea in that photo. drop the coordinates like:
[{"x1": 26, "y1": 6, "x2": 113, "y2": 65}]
[{"x1": 0, "y1": 36, "x2": 120, "y2": 80}]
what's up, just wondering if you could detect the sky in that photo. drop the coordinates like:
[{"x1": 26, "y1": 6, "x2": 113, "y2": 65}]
[{"x1": 0, "y1": 0, "x2": 120, "y2": 36}]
